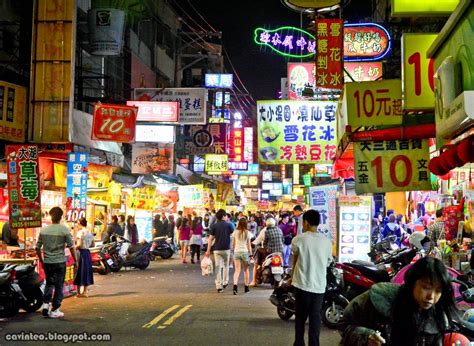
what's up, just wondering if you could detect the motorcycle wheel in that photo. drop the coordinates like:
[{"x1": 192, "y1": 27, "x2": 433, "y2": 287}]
[
  {"x1": 20, "y1": 287, "x2": 44, "y2": 313},
  {"x1": 0, "y1": 293, "x2": 20, "y2": 318},
  {"x1": 97, "y1": 262, "x2": 110, "y2": 275},
  {"x1": 321, "y1": 301, "x2": 345, "y2": 329},
  {"x1": 110, "y1": 258, "x2": 123, "y2": 272},
  {"x1": 160, "y1": 249, "x2": 173, "y2": 260},
  {"x1": 277, "y1": 307, "x2": 293, "y2": 320},
  {"x1": 137, "y1": 260, "x2": 150, "y2": 270}
]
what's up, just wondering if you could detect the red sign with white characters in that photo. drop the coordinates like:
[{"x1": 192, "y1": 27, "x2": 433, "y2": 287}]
[
  {"x1": 6, "y1": 145, "x2": 42, "y2": 229},
  {"x1": 92, "y1": 103, "x2": 138, "y2": 143},
  {"x1": 126, "y1": 101, "x2": 179, "y2": 123},
  {"x1": 316, "y1": 19, "x2": 344, "y2": 90}
]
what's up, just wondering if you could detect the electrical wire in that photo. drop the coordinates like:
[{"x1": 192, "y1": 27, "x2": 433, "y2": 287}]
[{"x1": 186, "y1": 0, "x2": 218, "y2": 33}]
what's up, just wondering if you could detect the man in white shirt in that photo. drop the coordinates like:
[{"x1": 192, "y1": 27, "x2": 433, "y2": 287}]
[{"x1": 291, "y1": 210, "x2": 332, "y2": 346}]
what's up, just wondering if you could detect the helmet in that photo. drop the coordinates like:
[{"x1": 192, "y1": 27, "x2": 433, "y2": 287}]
[
  {"x1": 462, "y1": 308, "x2": 474, "y2": 323},
  {"x1": 409, "y1": 232, "x2": 429, "y2": 250},
  {"x1": 443, "y1": 332, "x2": 470, "y2": 346}
]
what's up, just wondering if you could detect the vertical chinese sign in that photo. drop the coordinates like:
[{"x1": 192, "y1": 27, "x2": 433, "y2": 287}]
[
  {"x1": 6, "y1": 145, "x2": 41, "y2": 228},
  {"x1": 309, "y1": 185, "x2": 338, "y2": 247},
  {"x1": 316, "y1": 19, "x2": 343, "y2": 90},
  {"x1": 257, "y1": 100, "x2": 338, "y2": 164},
  {"x1": 353, "y1": 139, "x2": 432, "y2": 194},
  {"x1": 66, "y1": 152, "x2": 89, "y2": 223}
]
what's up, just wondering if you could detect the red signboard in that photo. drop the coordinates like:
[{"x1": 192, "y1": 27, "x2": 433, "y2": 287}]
[
  {"x1": 316, "y1": 19, "x2": 344, "y2": 90},
  {"x1": 231, "y1": 128, "x2": 244, "y2": 162},
  {"x1": 126, "y1": 101, "x2": 179, "y2": 123},
  {"x1": 92, "y1": 103, "x2": 138, "y2": 143},
  {"x1": 6, "y1": 145, "x2": 42, "y2": 228}
]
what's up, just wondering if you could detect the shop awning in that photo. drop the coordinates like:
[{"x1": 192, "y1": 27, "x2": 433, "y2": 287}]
[
  {"x1": 332, "y1": 143, "x2": 354, "y2": 179},
  {"x1": 71, "y1": 109, "x2": 124, "y2": 156}
]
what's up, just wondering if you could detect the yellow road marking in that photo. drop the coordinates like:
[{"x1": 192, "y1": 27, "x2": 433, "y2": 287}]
[
  {"x1": 158, "y1": 305, "x2": 193, "y2": 329},
  {"x1": 142, "y1": 305, "x2": 180, "y2": 329}
]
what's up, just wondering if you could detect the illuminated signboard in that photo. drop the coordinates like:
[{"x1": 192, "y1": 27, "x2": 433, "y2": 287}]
[
  {"x1": 262, "y1": 171, "x2": 273, "y2": 181},
  {"x1": 215, "y1": 92, "x2": 231, "y2": 107},
  {"x1": 254, "y1": 24, "x2": 391, "y2": 61},
  {"x1": 228, "y1": 161, "x2": 248, "y2": 171},
  {"x1": 205, "y1": 154, "x2": 229, "y2": 175},
  {"x1": 126, "y1": 101, "x2": 179, "y2": 122},
  {"x1": 230, "y1": 112, "x2": 244, "y2": 162},
  {"x1": 239, "y1": 175, "x2": 259, "y2": 187},
  {"x1": 244, "y1": 127, "x2": 254, "y2": 163},
  {"x1": 135, "y1": 124, "x2": 175, "y2": 143},
  {"x1": 234, "y1": 163, "x2": 260, "y2": 175},
  {"x1": 205, "y1": 74, "x2": 233, "y2": 89},
  {"x1": 392, "y1": 0, "x2": 460, "y2": 16},
  {"x1": 315, "y1": 19, "x2": 344, "y2": 90},
  {"x1": 344, "y1": 62, "x2": 383, "y2": 82},
  {"x1": 288, "y1": 63, "x2": 316, "y2": 100}
]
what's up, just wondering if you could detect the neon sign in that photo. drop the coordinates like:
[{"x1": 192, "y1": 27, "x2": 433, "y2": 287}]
[{"x1": 254, "y1": 23, "x2": 391, "y2": 61}]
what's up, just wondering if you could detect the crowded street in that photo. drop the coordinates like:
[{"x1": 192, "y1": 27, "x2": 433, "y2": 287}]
[{"x1": 1, "y1": 257, "x2": 340, "y2": 345}]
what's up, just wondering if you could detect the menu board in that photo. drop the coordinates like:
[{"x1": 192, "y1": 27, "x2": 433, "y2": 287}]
[{"x1": 338, "y1": 196, "x2": 372, "y2": 263}]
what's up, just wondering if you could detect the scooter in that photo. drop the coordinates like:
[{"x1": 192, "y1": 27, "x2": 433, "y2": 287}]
[
  {"x1": 151, "y1": 236, "x2": 174, "y2": 259},
  {"x1": 90, "y1": 247, "x2": 113, "y2": 275},
  {"x1": 255, "y1": 250, "x2": 283, "y2": 288},
  {"x1": 116, "y1": 235, "x2": 156, "y2": 270},
  {"x1": 15, "y1": 263, "x2": 44, "y2": 312}
]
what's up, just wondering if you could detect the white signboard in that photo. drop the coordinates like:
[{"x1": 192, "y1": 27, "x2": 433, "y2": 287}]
[
  {"x1": 134, "y1": 88, "x2": 207, "y2": 124},
  {"x1": 135, "y1": 124, "x2": 175, "y2": 143}
]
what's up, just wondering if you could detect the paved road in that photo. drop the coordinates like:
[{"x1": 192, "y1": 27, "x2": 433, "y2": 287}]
[{"x1": 1, "y1": 257, "x2": 342, "y2": 345}]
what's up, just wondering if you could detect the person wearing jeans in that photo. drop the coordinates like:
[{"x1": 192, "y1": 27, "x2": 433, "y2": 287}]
[
  {"x1": 206, "y1": 209, "x2": 233, "y2": 293},
  {"x1": 36, "y1": 207, "x2": 77, "y2": 318},
  {"x1": 291, "y1": 210, "x2": 332, "y2": 346}
]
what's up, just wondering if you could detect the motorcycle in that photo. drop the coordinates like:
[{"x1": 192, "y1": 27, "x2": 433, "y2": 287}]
[
  {"x1": 269, "y1": 262, "x2": 349, "y2": 329},
  {"x1": 116, "y1": 235, "x2": 156, "y2": 270},
  {"x1": 90, "y1": 247, "x2": 113, "y2": 275},
  {"x1": 255, "y1": 249, "x2": 283, "y2": 288},
  {"x1": 151, "y1": 236, "x2": 174, "y2": 259},
  {"x1": 0, "y1": 263, "x2": 44, "y2": 318}
]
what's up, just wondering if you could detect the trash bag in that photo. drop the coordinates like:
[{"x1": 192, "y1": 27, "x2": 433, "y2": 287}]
[{"x1": 201, "y1": 255, "x2": 213, "y2": 276}]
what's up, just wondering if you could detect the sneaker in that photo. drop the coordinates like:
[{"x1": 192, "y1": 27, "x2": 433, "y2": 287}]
[
  {"x1": 49, "y1": 309, "x2": 64, "y2": 319},
  {"x1": 223, "y1": 284, "x2": 228, "y2": 289},
  {"x1": 217, "y1": 288, "x2": 223, "y2": 293},
  {"x1": 41, "y1": 303, "x2": 50, "y2": 317}
]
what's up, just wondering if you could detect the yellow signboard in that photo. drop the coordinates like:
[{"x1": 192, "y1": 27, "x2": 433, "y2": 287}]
[
  {"x1": 392, "y1": 0, "x2": 459, "y2": 16},
  {"x1": 205, "y1": 154, "x2": 229, "y2": 174},
  {"x1": 345, "y1": 80, "x2": 402, "y2": 128},
  {"x1": 129, "y1": 186, "x2": 156, "y2": 210},
  {"x1": 354, "y1": 139, "x2": 432, "y2": 194},
  {"x1": 29, "y1": 0, "x2": 76, "y2": 142},
  {"x1": 402, "y1": 34, "x2": 438, "y2": 110},
  {"x1": 0, "y1": 81, "x2": 27, "y2": 142},
  {"x1": 286, "y1": 0, "x2": 340, "y2": 8}
]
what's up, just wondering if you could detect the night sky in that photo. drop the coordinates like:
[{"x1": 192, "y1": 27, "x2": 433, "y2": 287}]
[{"x1": 178, "y1": 0, "x2": 373, "y2": 102}]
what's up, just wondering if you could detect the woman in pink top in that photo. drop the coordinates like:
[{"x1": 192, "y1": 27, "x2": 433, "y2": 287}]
[
  {"x1": 189, "y1": 216, "x2": 203, "y2": 264},
  {"x1": 179, "y1": 218, "x2": 191, "y2": 263}
]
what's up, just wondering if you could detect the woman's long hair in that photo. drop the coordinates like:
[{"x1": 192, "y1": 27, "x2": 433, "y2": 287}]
[
  {"x1": 236, "y1": 218, "x2": 248, "y2": 241},
  {"x1": 391, "y1": 257, "x2": 458, "y2": 344}
]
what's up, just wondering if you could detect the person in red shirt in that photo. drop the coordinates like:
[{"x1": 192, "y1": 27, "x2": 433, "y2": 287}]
[{"x1": 179, "y1": 218, "x2": 191, "y2": 263}]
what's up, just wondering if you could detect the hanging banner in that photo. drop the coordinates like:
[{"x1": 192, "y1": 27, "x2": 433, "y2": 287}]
[
  {"x1": 66, "y1": 152, "x2": 88, "y2": 223},
  {"x1": 315, "y1": 19, "x2": 344, "y2": 90},
  {"x1": 183, "y1": 124, "x2": 227, "y2": 155},
  {"x1": 6, "y1": 145, "x2": 42, "y2": 229},
  {"x1": 401, "y1": 34, "x2": 437, "y2": 111},
  {"x1": 309, "y1": 185, "x2": 338, "y2": 244},
  {"x1": 0, "y1": 81, "x2": 27, "y2": 142},
  {"x1": 257, "y1": 100, "x2": 337, "y2": 164},
  {"x1": 338, "y1": 195, "x2": 372, "y2": 263},
  {"x1": 131, "y1": 143, "x2": 174, "y2": 174},
  {"x1": 134, "y1": 88, "x2": 206, "y2": 124},
  {"x1": 354, "y1": 139, "x2": 432, "y2": 194},
  {"x1": 91, "y1": 103, "x2": 138, "y2": 142},
  {"x1": 107, "y1": 181, "x2": 122, "y2": 205},
  {"x1": 205, "y1": 154, "x2": 229, "y2": 175},
  {"x1": 344, "y1": 79, "x2": 403, "y2": 128},
  {"x1": 129, "y1": 186, "x2": 156, "y2": 210},
  {"x1": 155, "y1": 190, "x2": 178, "y2": 213},
  {"x1": 178, "y1": 185, "x2": 204, "y2": 208}
]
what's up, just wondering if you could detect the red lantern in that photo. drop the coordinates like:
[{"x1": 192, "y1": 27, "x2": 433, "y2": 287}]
[
  {"x1": 457, "y1": 136, "x2": 473, "y2": 164},
  {"x1": 443, "y1": 148, "x2": 463, "y2": 170}
]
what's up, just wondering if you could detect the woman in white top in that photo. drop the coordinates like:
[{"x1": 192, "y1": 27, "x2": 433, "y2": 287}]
[
  {"x1": 73, "y1": 218, "x2": 95, "y2": 297},
  {"x1": 232, "y1": 218, "x2": 252, "y2": 295}
]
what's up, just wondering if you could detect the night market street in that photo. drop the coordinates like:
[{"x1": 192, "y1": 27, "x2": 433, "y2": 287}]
[{"x1": 1, "y1": 257, "x2": 341, "y2": 345}]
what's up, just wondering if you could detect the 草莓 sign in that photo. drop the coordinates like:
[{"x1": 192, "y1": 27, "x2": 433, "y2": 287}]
[
  {"x1": 353, "y1": 139, "x2": 432, "y2": 194},
  {"x1": 257, "y1": 100, "x2": 338, "y2": 164}
]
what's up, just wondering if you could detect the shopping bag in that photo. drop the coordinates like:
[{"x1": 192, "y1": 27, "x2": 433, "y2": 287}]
[{"x1": 201, "y1": 255, "x2": 213, "y2": 276}]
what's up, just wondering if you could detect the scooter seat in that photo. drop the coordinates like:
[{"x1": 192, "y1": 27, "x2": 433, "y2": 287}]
[
  {"x1": 345, "y1": 262, "x2": 390, "y2": 283},
  {"x1": 351, "y1": 260, "x2": 376, "y2": 268},
  {"x1": 128, "y1": 243, "x2": 146, "y2": 254},
  {"x1": 15, "y1": 265, "x2": 34, "y2": 275}
]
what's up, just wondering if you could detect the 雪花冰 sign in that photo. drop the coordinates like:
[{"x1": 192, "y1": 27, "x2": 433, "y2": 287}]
[
  {"x1": 134, "y1": 88, "x2": 206, "y2": 125},
  {"x1": 205, "y1": 154, "x2": 229, "y2": 175},
  {"x1": 257, "y1": 100, "x2": 338, "y2": 164},
  {"x1": 315, "y1": 19, "x2": 344, "y2": 90},
  {"x1": 6, "y1": 145, "x2": 41, "y2": 228},
  {"x1": 354, "y1": 139, "x2": 432, "y2": 194},
  {"x1": 344, "y1": 79, "x2": 403, "y2": 128},
  {"x1": 92, "y1": 103, "x2": 138, "y2": 143},
  {"x1": 66, "y1": 152, "x2": 88, "y2": 222}
]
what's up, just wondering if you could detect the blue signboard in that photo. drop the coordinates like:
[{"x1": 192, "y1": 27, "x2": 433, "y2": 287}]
[
  {"x1": 66, "y1": 152, "x2": 88, "y2": 222},
  {"x1": 234, "y1": 163, "x2": 259, "y2": 175},
  {"x1": 205, "y1": 74, "x2": 233, "y2": 89}
]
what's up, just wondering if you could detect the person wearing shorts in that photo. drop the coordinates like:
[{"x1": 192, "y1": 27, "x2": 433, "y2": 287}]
[
  {"x1": 232, "y1": 218, "x2": 252, "y2": 294},
  {"x1": 179, "y1": 218, "x2": 191, "y2": 263}
]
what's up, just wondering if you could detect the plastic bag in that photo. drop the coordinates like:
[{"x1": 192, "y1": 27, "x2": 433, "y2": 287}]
[{"x1": 201, "y1": 255, "x2": 213, "y2": 276}]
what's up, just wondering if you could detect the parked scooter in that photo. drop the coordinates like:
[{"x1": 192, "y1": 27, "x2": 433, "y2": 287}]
[
  {"x1": 0, "y1": 263, "x2": 44, "y2": 318},
  {"x1": 255, "y1": 250, "x2": 283, "y2": 288},
  {"x1": 90, "y1": 247, "x2": 113, "y2": 275},
  {"x1": 151, "y1": 236, "x2": 174, "y2": 259},
  {"x1": 116, "y1": 235, "x2": 156, "y2": 270}
]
